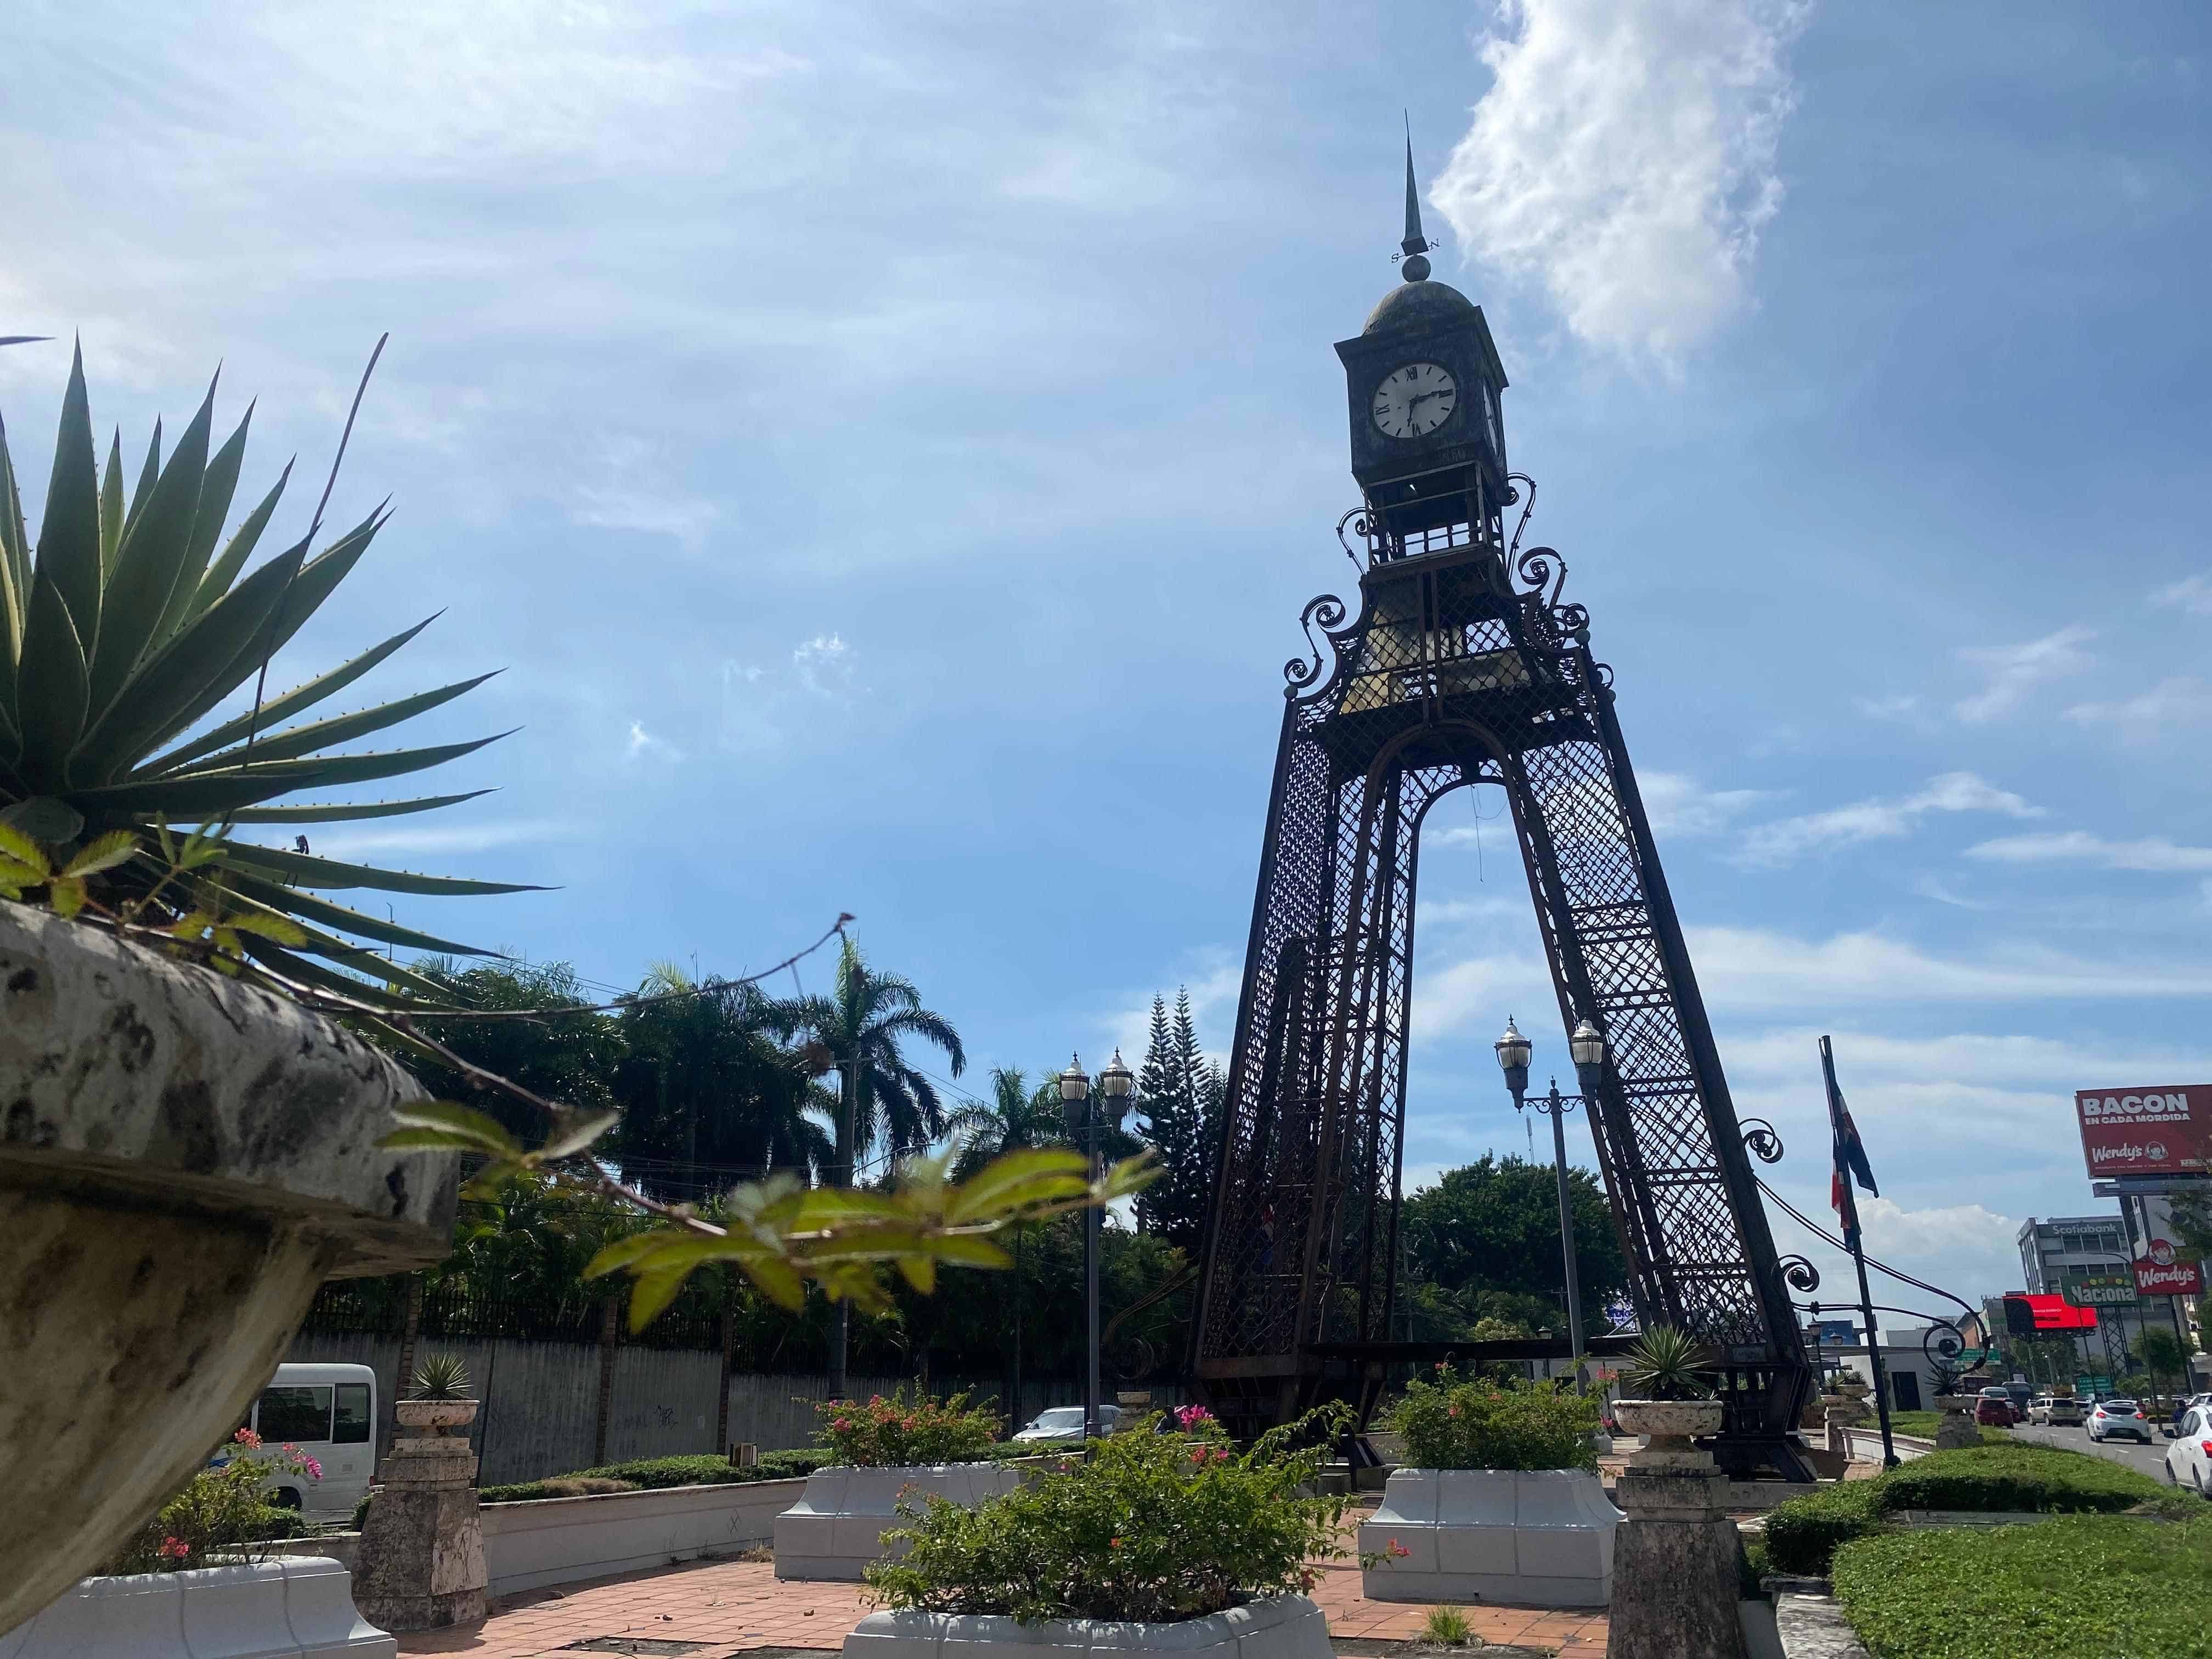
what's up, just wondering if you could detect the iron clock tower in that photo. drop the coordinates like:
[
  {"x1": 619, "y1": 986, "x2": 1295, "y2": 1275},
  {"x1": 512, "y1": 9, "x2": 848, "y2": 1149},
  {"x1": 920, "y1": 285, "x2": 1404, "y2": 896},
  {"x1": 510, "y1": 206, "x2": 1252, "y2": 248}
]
[{"x1": 1189, "y1": 142, "x2": 1817, "y2": 1481}]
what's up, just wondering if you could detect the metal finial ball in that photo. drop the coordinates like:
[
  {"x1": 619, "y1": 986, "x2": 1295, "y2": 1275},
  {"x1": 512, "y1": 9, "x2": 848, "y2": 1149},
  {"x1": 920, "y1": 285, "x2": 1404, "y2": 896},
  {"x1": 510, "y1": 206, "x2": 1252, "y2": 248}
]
[{"x1": 1400, "y1": 252, "x2": 1431, "y2": 283}]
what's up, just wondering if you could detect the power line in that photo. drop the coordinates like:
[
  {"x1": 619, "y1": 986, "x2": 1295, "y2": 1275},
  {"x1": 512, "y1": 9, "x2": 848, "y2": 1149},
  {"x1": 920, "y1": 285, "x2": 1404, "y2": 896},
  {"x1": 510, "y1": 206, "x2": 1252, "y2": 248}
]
[{"x1": 1758, "y1": 1176, "x2": 1975, "y2": 1318}]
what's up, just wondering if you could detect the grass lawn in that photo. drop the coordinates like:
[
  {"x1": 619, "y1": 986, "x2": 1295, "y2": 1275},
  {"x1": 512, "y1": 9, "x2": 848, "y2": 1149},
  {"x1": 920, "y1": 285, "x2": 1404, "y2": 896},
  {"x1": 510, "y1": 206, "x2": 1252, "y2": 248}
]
[{"x1": 1833, "y1": 1514, "x2": 2212, "y2": 1658}]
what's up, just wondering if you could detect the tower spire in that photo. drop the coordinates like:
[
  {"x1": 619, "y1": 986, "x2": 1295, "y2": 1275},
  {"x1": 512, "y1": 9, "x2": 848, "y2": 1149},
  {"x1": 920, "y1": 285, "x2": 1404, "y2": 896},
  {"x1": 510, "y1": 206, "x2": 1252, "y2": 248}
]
[{"x1": 1399, "y1": 114, "x2": 1432, "y2": 283}]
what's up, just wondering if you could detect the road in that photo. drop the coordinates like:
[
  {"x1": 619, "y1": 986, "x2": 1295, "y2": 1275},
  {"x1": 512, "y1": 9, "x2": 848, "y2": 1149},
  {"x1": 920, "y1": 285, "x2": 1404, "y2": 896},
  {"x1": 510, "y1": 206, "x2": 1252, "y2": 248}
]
[{"x1": 2010, "y1": 1419, "x2": 2177, "y2": 1485}]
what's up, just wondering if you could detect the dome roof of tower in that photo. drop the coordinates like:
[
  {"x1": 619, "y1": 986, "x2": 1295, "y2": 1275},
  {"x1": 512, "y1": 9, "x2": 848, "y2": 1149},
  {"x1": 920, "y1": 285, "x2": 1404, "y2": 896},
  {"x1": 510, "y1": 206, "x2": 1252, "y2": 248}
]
[{"x1": 1362, "y1": 277, "x2": 1477, "y2": 336}]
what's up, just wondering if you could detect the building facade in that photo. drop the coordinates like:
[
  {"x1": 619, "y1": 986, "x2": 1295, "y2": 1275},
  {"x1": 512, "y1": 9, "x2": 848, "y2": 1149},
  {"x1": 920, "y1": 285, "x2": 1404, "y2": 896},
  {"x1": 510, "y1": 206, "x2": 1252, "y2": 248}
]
[{"x1": 2017, "y1": 1212, "x2": 2160, "y2": 1379}]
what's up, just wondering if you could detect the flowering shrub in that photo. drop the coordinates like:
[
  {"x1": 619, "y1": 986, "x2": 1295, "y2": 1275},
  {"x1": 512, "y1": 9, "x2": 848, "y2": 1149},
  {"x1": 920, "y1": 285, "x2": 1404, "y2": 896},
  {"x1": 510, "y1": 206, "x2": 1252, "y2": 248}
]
[
  {"x1": 814, "y1": 1386, "x2": 1002, "y2": 1467},
  {"x1": 1387, "y1": 1366, "x2": 1599, "y2": 1472},
  {"x1": 867, "y1": 1407, "x2": 1352, "y2": 1623},
  {"x1": 1173, "y1": 1404, "x2": 1215, "y2": 1432},
  {"x1": 106, "y1": 1429, "x2": 318, "y2": 1574}
]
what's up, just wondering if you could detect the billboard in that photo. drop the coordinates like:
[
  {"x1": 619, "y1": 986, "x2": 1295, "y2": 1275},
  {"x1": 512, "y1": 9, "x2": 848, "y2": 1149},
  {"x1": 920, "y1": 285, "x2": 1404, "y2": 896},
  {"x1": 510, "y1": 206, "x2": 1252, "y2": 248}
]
[
  {"x1": 2075, "y1": 1086, "x2": 2212, "y2": 1177},
  {"x1": 2063, "y1": 1273, "x2": 2138, "y2": 1308},
  {"x1": 2132, "y1": 1194, "x2": 2205, "y2": 1296},
  {"x1": 2005, "y1": 1293, "x2": 2097, "y2": 1333}
]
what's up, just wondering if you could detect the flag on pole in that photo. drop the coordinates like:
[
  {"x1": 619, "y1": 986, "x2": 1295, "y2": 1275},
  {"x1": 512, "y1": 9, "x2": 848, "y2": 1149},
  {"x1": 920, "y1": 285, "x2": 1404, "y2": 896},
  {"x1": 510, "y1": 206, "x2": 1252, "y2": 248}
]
[{"x1": 1820, "y1": 1035, "x2": 1878, "y2": 1248}]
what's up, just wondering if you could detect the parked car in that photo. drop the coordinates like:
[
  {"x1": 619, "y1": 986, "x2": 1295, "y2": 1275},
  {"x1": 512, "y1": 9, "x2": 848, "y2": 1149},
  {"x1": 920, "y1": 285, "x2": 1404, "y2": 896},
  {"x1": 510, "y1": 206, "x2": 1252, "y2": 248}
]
[
  {"x1": 1973, "y1": 1395, "x2": 2017, "y2": 1426},
  {"x1": 2028, "y1": 1395, "x2": 2086, "y2": 1426},
  {"x1": 220, "y1": 1362, "x2": 379, "y2": 1519},
  {"x1": 2164, "y1": 1404, "x2": 2212, "y2": 1496},
  {"x1": 1011, "y1": 1404, "x2": 1127, "y2": 1445},
  {"x1": 2089, "y1": 1398, "x2": 2154, "y2": 1445}
]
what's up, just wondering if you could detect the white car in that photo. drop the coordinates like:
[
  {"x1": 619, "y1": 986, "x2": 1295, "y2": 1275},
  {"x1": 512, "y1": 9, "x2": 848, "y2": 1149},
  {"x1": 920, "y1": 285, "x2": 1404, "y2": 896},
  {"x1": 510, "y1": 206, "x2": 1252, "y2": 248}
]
[
  {"x1": 1011, "y1": 1405, "x2": 1126, "y2": 1445},
  {"x1": 2088, "y1": 1398, "x2": 2153, "y2": 1445},
  {"x1": 2164, "y1": 1403, "x2": 2212, "y2": 1496},
  {"x1": 2027, "y1": 1395, "x2": 2085, "y2": 1427}
]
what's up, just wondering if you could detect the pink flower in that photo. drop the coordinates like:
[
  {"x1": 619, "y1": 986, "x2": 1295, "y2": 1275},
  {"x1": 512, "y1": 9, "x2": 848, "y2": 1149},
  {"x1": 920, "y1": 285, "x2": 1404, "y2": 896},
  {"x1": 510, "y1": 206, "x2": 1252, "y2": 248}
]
[
  {"x1": 1447, "y1": 1404, "x2": 1461, "y2": 1418},
  {"x1": 1301, "y1": 1570, "x2": 1317, "y2": 1592},
  {"x1": 303, "y1": 1457, "x2": 324, "y2": 1481},
  {"x1": 232, "y1": 1427, "x2": 262, "y2": 1449},
  {"x1": 160, "y1": 1537, "x2": 190, "y2": 1561},
  {"x1": 1110, "y1": 1537, "x2": 1124, "y2": 1549},
  {"x1": 1388, "y1": 1539, "x2": 1411, "y2": 1559}
]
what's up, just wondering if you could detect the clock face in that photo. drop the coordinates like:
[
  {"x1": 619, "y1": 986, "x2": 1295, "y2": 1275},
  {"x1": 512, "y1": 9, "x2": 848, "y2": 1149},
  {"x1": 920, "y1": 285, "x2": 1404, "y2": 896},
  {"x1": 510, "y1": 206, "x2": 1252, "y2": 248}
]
[{"x1": 1372, "y1": 362, "x2": 1458, "y2": 439}]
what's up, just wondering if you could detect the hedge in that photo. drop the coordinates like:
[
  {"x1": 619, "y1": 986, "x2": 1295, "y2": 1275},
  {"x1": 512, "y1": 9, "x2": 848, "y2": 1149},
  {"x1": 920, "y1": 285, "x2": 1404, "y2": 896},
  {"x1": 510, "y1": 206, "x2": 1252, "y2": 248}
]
[
  {"x1": 1762, "y1": 1480, "x2": 1883, "y2": 1576},
  {"x1": 1761, "y1": 1441, "x2": 2168, "y2": 1576},
  {"x1": 1833, "y1": 1515, "x2": 2212, "y2": 1659},
  {"x1": 478, "y1": 1448, "x2": 828, "y2": 1504},
  {"x1": 1877, "y1": 1442, "x2": 2164, "y2": 1516}
]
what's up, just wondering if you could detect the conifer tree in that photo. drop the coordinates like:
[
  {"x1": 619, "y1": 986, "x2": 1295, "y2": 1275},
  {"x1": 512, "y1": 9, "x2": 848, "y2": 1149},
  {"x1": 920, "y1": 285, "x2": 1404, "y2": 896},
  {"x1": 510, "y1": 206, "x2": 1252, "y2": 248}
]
[{"x1": 1133, "y1": 987, "x2": 1221, "y2": 1250}]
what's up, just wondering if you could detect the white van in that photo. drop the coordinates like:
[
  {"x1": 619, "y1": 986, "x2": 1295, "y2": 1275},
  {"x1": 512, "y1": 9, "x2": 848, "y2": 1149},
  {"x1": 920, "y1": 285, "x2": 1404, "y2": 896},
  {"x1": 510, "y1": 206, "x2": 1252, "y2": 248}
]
[{"x1": 231, "y1": 1362, "x2": 379, "y2": 1519}]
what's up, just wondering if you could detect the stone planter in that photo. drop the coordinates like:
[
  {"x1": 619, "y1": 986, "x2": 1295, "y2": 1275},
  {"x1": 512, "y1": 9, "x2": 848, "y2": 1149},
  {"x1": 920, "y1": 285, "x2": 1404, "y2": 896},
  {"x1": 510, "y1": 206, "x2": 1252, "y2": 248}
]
[
  {"x1": 3, "y1": 1556, "x2": 394, "y2": 1657},
  {"x1": 844, "y1": 1592, "x2": 1330, "y2": 1659},
  {"x1": 1613, "y1": 1399, "x2": 1725, "y2": 1470},
  {"x1": 393, "y1": 1399, "x2": 479, "y2": 1436},
  {"x1": 775, "y1": 1463, "x2": 1021, "y2": 1581},
  {"x1": 1357, "y1": 1468, "x2": 1622, "y2": 1607},
  {"x1": 0, "y1": 905, "x2": 459, "y2": 1636}
]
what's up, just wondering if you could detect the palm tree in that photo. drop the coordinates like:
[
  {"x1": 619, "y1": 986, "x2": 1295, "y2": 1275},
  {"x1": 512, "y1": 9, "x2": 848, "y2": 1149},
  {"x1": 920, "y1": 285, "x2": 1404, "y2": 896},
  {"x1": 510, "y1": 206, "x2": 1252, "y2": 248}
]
[
  {"x1": 791, "y1": 938, "x2": 966, "y2": 1397},
  {"x1": 793, "y1": 939, "x2": 968, "y2": 1176},
  {"x1": 614, "y1": 966, "x2": 833, "y2": 1201},
  {"x1": 941, "y1": 1068, "x2": 1063, "y2": 1412}
]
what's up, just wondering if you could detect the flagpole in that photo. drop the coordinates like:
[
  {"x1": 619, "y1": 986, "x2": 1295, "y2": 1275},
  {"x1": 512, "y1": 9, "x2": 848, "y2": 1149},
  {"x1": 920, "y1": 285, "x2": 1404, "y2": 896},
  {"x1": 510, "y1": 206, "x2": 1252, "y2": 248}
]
[{"x1": 1821, "y1": 1035, "x2": 1898, "y2": 1469}]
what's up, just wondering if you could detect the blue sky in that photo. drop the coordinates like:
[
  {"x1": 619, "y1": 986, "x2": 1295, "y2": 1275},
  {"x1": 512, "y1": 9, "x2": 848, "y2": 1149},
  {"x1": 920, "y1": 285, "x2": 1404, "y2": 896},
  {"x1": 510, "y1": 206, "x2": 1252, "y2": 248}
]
[{"x1": 8, "y1": 0, "x2": 2210, "y2": 1317}]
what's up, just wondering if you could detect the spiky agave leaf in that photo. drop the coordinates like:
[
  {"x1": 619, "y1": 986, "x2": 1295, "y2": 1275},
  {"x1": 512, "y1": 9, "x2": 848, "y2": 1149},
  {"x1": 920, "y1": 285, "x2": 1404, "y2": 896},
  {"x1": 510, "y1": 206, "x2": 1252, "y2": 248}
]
[{"x1": 0, "y1": 351, "x2": 533, "y2": 990}]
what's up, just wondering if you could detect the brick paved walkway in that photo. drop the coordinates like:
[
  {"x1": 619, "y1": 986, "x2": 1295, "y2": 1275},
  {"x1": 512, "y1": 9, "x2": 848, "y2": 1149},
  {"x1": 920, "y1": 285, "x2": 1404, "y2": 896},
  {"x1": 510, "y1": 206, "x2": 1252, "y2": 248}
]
[{"x1": 394, "y1": 1556, "x2": 1607, "y2": 1657}]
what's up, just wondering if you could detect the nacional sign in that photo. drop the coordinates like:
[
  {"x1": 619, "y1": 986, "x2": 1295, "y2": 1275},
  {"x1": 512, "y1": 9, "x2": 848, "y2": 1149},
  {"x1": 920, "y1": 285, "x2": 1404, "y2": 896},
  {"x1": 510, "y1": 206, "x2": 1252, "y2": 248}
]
[
  {"x1": 2075, "y1": 1085, "x2": 2212, "y2": 1177},
  {"x1": 2064, "y1": 1272, "x2": 2139, "y2": 1308}
]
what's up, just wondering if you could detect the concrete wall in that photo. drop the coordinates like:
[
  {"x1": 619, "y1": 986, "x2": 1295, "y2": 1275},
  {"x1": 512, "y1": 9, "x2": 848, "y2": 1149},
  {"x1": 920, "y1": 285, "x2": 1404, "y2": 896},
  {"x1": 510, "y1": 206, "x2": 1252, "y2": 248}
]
[
  {"x1": 284, "y1": 1331, "x2": 1168, "y2": 1486},
  {"x1": 479, "y1": 1478, "x2": 807, "y2": 1596}
]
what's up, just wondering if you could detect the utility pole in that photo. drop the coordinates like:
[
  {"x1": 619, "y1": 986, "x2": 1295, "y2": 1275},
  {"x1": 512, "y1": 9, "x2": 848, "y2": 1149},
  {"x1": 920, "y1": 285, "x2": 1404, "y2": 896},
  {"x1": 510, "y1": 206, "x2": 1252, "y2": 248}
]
[{"x1": 828, "y1": 1054, "x2": 856, "y2": 1401}]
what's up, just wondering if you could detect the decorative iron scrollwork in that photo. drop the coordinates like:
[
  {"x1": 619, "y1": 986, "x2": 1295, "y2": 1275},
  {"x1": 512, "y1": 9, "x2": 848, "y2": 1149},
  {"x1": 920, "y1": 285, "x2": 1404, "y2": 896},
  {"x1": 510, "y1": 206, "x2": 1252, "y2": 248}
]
[
  {"x1": 1921, "y1": 1319, "x2": 1969, "y2": 1377},
  {"x1": 1741, "y1": 1119, "x2": 1786, "y2": 1165},
  {"x1": 1515, "y1": 544, "x2": 1569, "y2": 610},
  {"x1": 1336, "y1": 506, "x2": 1378, "y2": 571},
  {"x1": 1778, "y1": 1255, "x2": 1820, "y2": 1294},
  {"x1": 1284, "y1": 594, "x2": 1348, "y2": 694}
]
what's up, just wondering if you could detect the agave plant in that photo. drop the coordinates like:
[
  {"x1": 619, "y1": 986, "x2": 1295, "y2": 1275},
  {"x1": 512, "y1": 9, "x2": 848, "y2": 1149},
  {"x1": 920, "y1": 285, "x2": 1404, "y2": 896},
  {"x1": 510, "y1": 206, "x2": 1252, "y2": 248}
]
[
  {"x1": 408, "y1": 1352, "x2": 472, "y2": 1402},
  {"x1": 1618, "y1": 1324, "x2": 1717, "y2": 1401},
  {"x1": 0, "y1": 346, "x2": 526, "y2": 998}
]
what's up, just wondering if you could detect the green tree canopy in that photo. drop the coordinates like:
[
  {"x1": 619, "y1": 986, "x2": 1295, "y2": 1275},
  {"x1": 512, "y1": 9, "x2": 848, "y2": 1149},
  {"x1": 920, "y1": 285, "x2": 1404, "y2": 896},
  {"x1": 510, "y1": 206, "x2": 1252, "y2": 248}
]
[
  {"x1": 1398, "y1": 1155, "x2": 1627, "y2": 1336},
  {"x1": 403, "y1": 960, "x2": 626, "y2": 1143}
]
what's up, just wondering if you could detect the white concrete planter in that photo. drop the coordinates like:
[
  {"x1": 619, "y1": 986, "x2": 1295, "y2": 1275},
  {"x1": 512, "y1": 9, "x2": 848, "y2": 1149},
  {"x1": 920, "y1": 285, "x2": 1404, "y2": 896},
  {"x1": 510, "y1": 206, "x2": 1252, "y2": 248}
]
[
  {"x1": 1357, "y1": 1468, "x2": 1622, "y2": 1608},
  {"x1": 0, "y1": 906, "x2": 459, "y2": 1634},
  {"x1": 776, "y1": 1464, "x2": 1020, "y2": 1581},
  {"x1": 483, "y1": 1477, "x2": 808, "y2": 1596},
  {"x1": 844, "y1": 1592, "x2": 1331, "y2": 1659},
  {"x1": 1, "y1": 1556, "x2": 393, "y2": 1658}
]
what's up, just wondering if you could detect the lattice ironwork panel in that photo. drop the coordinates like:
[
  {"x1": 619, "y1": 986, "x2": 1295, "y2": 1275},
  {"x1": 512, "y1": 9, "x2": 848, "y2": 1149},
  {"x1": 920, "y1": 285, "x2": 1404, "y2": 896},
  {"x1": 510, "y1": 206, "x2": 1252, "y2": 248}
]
[{"x1": 1195, "y1": 526, "x2": 1805, "y2": 1445}]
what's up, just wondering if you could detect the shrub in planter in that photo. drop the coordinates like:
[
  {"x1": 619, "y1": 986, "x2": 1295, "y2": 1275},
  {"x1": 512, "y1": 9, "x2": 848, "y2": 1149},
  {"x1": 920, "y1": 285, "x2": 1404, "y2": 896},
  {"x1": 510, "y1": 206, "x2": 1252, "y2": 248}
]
[
  {"x1": 777, "y1": 1391, "x2": 1014, "y2": 1581},
  {"x1": 105, "y1": 1429, "x2": 321, "y2": 1574},
  {"x1": 866, "y1": 1409, "x2": 1351, "y2": 1622},
  {"x1": 814, "y1": 1386, "x2": 1002, "y2": 1466},
  {"x1": 478, "y1": 1449, "x2": 829, "y2": 1503},
  {"x1": 1361, "y1": 1372, "x2": 1616, "y2": 1608},
  {"x1": 1389, "y1": 1368, "x2": 1601, "y2": 1473}
]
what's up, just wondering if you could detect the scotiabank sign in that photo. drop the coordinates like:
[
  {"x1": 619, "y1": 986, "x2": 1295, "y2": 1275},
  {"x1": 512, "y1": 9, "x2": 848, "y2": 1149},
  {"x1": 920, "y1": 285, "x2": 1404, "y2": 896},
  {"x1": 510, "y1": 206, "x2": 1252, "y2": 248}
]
[{"x1": 2075, "y1": 1086, "x2": 2212, "y2": 1177}]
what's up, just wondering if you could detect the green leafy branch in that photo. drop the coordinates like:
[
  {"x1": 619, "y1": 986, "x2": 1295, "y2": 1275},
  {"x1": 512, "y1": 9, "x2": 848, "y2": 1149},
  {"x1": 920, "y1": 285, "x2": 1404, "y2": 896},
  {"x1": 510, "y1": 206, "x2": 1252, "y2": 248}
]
[{"x1": 382, "y1": 1098, "x2": 1155, "y2": 1330}]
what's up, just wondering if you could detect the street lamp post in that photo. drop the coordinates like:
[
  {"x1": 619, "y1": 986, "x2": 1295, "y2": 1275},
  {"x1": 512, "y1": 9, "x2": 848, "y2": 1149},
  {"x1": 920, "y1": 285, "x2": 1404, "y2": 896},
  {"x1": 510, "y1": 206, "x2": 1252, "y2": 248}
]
[
  {"x1": 1062, "y1": 1051, "x2": 1133, "y2": 1443},
  {"x1": 1496, "y1": 1017, "x2": 1606, "y2": 1387}
]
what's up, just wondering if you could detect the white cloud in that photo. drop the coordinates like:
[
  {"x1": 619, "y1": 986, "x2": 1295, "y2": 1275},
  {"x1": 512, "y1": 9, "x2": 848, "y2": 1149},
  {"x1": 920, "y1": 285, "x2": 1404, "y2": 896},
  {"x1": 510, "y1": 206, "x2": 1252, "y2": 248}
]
[
  {"x1": 1432, "y1": 0, "x2": 1811, "y2": 365},
  {"x1": 1854, "y1": 693, "x2": 1922, "y2": 721},
  {"x1": 1954, "y1": 625, "x2": 2097, "y2": 723},
  {"x1": 624, "y1": 720, "x2": 683, "y2": 763},
  {"x1": 2154, "y1": 573, "x2": 2212, "y2": 614},
  {"x1": 1739, "y1": 771, "x2": 2040, "y2": 867},
  {"x1": 1639, "y1": 770, "x2": 1770, "y2": 838},
  {"x1": 1686, "y1": 925, "x2": 2212, "y2": 1010},
  {"x1": 792, "y1": 633, "x2": 856, "y2": 698},
  {"x1": 1965, "y1": 830, "x2": 2212, "y2": 874},
  {"x1": 2064, "y1": 675, "x2": 2212, "y2": 743}
]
